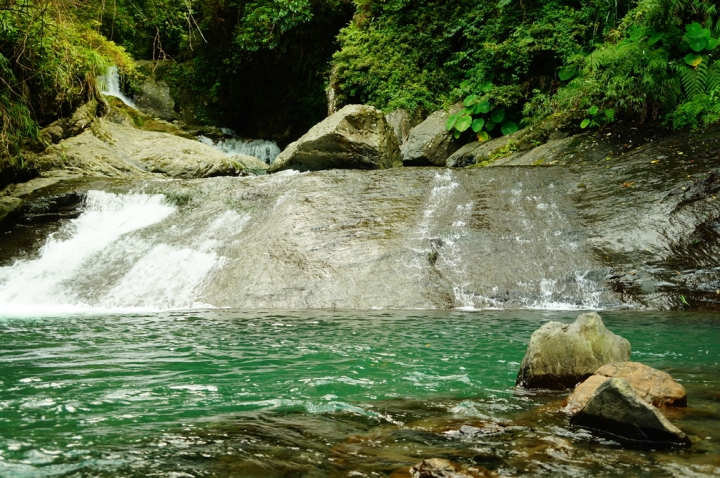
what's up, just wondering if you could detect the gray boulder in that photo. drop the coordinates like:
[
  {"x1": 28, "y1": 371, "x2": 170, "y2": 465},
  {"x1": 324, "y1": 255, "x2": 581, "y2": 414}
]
[
  {"x1": 134, "y1": 60, "x2": 179, "y2": 120},
  {"x1": 446, "y1": 135, "x2": 513, "y2": 168},
  {"x1": 385, "y1": 108, "x2": 414, "y2": 146},
  {"x1": 570, "y1": 377, "x2": 690, "y2": 446},
  {"x1": 268, "y1": 104, "x2": 402, "y2": 173},
  {"x1": 401, "y1": 108, "x2": 462, "y2": 166},
  {"x1": 516, "y1": 312, "x2": 631, "y2": 389}
]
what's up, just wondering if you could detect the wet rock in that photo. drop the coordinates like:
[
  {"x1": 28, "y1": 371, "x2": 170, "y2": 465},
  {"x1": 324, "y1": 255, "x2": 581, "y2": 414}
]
[
  {"x1": 134, "y1": 60, "x2": 179, "y2": 120},
  {"x1": 32, "y1": 120, "x2": 262, "y2": 179},
  {"x1": 446, "y1": 136, "x2": 510, "y2": 168},
  {"x1": 516, "y1": 312, "x2": 631, "y2": 389},
  {"x1": 596, "y1": 362, "x2": 687, "y2": 407},
  {"x1": 562, "y1": 374, "x2": 610, "y2": 415},
  {"x1": 268, "y1": 104, "x2": 401, "y2": 173},
  {"x1": 570, "y1": 377, "x2": 691, "y2": 446},
  {"x1": 410, "y1": 458, "x2": 497, "y2": 478},
  {"x1": 385, "y1": 108, "x2": 414, "y2": 146},
  {"x1": 402, "y1": 107, "x2": 463, "y2": 166}
]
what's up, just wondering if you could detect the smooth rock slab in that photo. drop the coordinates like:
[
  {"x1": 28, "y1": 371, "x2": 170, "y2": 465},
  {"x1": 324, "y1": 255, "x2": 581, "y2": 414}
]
[
  {"x1": 570, "y1": 377, "x2": 690, "y2": 446},
  {"x1": 269, "y1": 104, "x2": 401, "y2": 173},
  {"x1": 516, "y1": 312, "x2": 631, "y2": 389}
]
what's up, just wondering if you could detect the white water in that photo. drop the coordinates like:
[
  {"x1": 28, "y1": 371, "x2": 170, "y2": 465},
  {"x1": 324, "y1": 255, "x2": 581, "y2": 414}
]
[
  {"x1": 0, "y1": 191, "x2": 230, "y2": 315},
  {"x1": 197, "y1": 135, "x2": 281, "y2": 164},
  {"x1": 98, "y1": 66, "x2": 136, "y2": 108}
]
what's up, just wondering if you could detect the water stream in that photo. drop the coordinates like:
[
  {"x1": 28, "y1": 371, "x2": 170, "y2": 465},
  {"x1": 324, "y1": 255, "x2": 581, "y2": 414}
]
[{"x1": 97, "y1": 67, "x2": 136, "y2": 109}]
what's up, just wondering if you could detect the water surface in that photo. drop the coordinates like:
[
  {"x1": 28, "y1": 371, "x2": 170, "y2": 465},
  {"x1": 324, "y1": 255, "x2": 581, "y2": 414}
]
[{"x1": 1, "y1": 310, "x2": 718, "y2": 477}]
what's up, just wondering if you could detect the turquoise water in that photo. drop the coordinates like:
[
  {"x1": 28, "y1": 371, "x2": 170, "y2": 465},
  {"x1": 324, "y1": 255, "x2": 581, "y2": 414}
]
[{"x1": 0, "y1": 310, "x2": 719, "y2": 477}]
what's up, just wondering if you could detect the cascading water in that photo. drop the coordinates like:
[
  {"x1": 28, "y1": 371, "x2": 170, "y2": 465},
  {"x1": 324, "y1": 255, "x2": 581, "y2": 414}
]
[
  {"x1": 0, "y1": 168, "x2": 614, "y2": 313},
  {"x1": 0, "y1": 190, "x2": 252, "y2": 314},
  {"x1": 97, "y1": 66, "x2": 136, "y2": 108},
  {"x1": 198, "y1": 134, "x2": 281, "y2": 164}
]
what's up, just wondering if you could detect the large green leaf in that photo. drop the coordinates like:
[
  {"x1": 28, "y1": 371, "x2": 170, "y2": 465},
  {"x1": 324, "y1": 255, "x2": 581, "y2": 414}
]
[
  {"x1": 463, "y1": 94, "x2": 478, "y2": 107},
  {"x1": 455, "y1": 114, "x2": 472, "y2": 132},
  {"x1": 477, "y1": 130, "x2": 490, "y2": 142},
  {"x1": 580, "y1": 118, "x2": 591, "y2": 129},
  {"x1": 474, "y1": 100, "x2": 491, "y2": 114},
  {"x1": 501, "y1": 121, "x2": 518, "y2": 135},
  {"x1": 445, "y1": 115, "x2": 457, "y2": 131},
  {"x1": 648, "y1": 32, "x2": 664, "y2": 45},
  {"x1": 485, "y1": 120, "x2": 497, "y2": 131},
  {"x1": 684, "y1": 53, "x2": 703, "y2": 67},
  {"x1": 480, "y1": 81, "x2": 493, "y2": 93},
  {"x1": 708, "y1": 38, "x2": 718, "y2": 51},
  {"x1": 558, "y1": 67, "x2": 576, "y2": 81},
  {"x1": 491, "y1": 108, "x2": 505, "y2": 123},
  {"x1": 688, "y1": 36, "x2": 707, "y2": 52},
  {"x1": 605, "y1": 108, "x2": 616, "y2": 119},
  {"x1": 588, "y1": 105, "x2": 599, "y2": 115},
  {"x1": 471, "y1": 118, "x2": 485, "y2": 133}
]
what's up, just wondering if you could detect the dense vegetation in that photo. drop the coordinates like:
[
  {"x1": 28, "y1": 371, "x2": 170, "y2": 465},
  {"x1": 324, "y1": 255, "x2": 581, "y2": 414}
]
[{"x1": 1, "y1": 0, "x2": 719, "y2": 163}]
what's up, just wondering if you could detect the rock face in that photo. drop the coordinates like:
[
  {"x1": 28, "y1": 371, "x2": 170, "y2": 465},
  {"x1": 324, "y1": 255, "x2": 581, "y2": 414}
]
[
  {"x1": 570, "y1": 377, "x2": 690, "y2": 446},
  {"x1": 134, "y1": 60, "x2": 179, "y2": 120},
  {"x1": 385, "y1": 108, "x2": 414, "y2": 146},
  {"x1": 565, "y1": 362, "x2": 687, "y2": 413},
  {"x1": 268, "y1": 104, "x2": 402, "y2": 173},
  {"x1": 516, "y1": 312, "x2": 631, "y2": 389},
  {"x1": 410, "y1": 458, "x2": 496, "y2": 478},
  {"x1": 401, "y1": 108, "x2": 462, "y2": 166},
  {"x1": 33, "y1": 120, "x2": 266, "y2": 180}
]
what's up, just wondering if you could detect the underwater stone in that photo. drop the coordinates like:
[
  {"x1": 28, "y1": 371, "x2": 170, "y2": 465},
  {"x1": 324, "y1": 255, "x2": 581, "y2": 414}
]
[{"x1": 516, "y1": 312, "x2": 631, "y2": 389}]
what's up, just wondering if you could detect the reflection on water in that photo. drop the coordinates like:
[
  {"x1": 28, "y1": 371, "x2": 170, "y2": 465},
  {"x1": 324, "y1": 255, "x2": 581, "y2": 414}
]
[{"x1": 0, "y1": 310, "x2": 718, "y2": 477}]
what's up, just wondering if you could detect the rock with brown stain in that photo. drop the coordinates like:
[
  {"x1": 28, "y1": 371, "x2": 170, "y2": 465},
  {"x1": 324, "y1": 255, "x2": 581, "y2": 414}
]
[{"x1": 410, "y1": 458, "x2": 497, "y2": 478}]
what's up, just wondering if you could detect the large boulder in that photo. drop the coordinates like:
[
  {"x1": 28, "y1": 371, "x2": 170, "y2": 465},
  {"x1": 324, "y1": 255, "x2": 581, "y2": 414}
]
[
  {"x1": 268, "y1": 104, "x2": 402, "y2": 173},
  {"x1": 516, "y1": 312, "x2": 631, "y2": 389},
  {"x1": 570, "y1": 377, "x2": 690, "y2": 446},
  {"x1": 564, "y1": 362, "x2": 687, "y2": 413},
  {"x1": 134, "y1": 60, "x2": 179, "y2": 120},
  {"x1": 401, "y1": 108, "x2": 463, "y2": 166}
]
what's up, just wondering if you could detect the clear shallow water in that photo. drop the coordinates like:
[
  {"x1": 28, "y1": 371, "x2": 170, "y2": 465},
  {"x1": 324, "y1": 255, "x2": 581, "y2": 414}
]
[{"x1": 0, "y1": 310, "x2": 718, "y2": 477}]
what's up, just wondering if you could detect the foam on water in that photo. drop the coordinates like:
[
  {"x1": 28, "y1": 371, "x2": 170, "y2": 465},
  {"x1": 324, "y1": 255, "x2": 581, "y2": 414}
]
[
  {"x1": 0, "y1": 191, "x2": 233, "y2": 315},
  {"x1": 98, "y1": 66, "x2": 136, "y2": 108}
]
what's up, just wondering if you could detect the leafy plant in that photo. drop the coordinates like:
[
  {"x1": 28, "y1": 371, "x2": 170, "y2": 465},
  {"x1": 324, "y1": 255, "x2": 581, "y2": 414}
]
[
  {"x1": 445, "y1": 82, "x2": 522, "y2": 141},
  {"x1": 580, "y1": 105, "x2": 616, "y2": 129}
]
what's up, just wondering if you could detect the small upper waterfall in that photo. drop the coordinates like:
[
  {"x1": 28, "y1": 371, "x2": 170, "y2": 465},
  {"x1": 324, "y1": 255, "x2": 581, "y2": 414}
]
[
  {"x1": 98, "y1": 66, "x2": 136, "y2": 108},
  {"x1": 198, "y1": 134, "x2": 281, "y2": 164}
]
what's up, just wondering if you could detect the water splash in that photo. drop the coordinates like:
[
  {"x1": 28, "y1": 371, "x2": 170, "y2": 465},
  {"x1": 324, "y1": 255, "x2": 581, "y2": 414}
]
[
  {"x1": 197, "y1": 134, "x2": 281, "y2": 164},
  {"x1": 0, "y1": 191, "x2": 242, "y2": 315},
  {"x1": 97, "y1": 66, "x2": 136, "y2": 108}
]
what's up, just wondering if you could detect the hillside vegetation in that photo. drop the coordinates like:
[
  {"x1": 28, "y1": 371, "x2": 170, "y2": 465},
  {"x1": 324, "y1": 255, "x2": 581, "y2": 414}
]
[{"x1": 1, "y1": 0, "x2": 719, "y2": 165}]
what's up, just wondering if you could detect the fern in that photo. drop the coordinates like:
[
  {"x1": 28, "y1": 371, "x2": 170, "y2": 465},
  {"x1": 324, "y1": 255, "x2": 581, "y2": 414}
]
[
  {"x1": 708, "y1": 60, "x2": 720, "y2": 95},
  {"x1": 680, "y1": 59, "x2": 708, "y2": 100}
]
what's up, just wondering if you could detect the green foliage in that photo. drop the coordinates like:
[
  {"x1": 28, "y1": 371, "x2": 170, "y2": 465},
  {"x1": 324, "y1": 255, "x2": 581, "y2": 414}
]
[
  {"x1": 0, "y1": 0, "x2": 132, "y2": 160},
  {"x1": 580, "y1": 105, "x2": 616, "y2": 129}
]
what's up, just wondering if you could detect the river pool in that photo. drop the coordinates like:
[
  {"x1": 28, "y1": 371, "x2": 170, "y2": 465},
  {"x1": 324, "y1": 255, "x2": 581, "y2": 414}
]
[{"x1": 0, "y1": 310, "x2": 718, "y2": 477}]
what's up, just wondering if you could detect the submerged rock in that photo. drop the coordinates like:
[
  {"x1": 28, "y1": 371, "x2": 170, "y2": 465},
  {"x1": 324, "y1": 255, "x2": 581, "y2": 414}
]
[
  {"x1": 268, "y1": 104, "x2": 401, "y2": 173},
  {"x1": 410, "y1": 458, "x2": 497, "y2": 478},
  {"x1": 516, "y1": 312, "x2": 631, "y2": 389},
  {"x1": 570, "y1": 377, "x2": 690, "y2": 446},
  {"x1": 401, "y1": 108, "x2": 462, "y2": 166}
]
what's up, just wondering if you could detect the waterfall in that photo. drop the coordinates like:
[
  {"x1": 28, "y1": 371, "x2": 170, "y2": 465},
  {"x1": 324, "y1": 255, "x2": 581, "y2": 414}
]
[
  {"x1": 0, "y1": 191, "x2": 242, "y2": 315},
  {"x1": 98, "y1": 66, "x2": 136, "y2": 108},
  {"x1": 197, "y1": 134, "x2": 281, "y2": 164}
]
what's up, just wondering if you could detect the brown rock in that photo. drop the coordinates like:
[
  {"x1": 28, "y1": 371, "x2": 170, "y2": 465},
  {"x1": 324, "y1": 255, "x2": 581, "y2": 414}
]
[
  {"x1": 595, "y1": 362, "x2": 687, "y2": 407},
  {"x1": 562, "y1": 374, "x2": 610, "y2": 414},
  {"x1": 410, "y1": 458, "x2": 496, "y2": 478}
]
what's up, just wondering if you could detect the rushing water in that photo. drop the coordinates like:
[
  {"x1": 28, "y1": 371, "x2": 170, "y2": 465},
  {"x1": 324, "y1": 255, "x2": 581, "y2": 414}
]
[
  {"x1": 0, "y1": 310, "x2": 718, "y2": 477},
  {"x1": 197, "y1": 135, "x2": 281, "y2": 164},
  {"x1": 97, "y1": 67, "x2": 136, "y2": 109}
]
